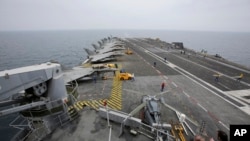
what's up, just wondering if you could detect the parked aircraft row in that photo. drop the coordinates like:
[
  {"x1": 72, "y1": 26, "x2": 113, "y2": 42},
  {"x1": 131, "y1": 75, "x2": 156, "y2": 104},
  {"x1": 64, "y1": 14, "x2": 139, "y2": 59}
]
[
  {"x1": 63, "y1": 37, "x2": 125, "y2": 84},
  {"x1": 85, "y1": 37, "x2": 125, "y2": 63}
]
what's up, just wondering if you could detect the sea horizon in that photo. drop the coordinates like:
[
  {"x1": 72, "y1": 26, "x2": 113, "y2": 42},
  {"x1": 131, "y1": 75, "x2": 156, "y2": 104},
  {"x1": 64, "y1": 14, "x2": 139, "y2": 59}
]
[{"x1": 0, "y1": 29, "x2": 250, "y2": 70}]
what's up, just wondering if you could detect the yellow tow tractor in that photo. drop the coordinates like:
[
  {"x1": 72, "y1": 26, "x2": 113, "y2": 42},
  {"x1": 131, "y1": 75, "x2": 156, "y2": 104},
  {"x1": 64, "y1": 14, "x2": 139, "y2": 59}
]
[
  {"x1": 119, "y1": 72, "x2": 134, "y2": 80},
  {"x1": 125, "y1": 48, "x2": 133, "y2": 55}
]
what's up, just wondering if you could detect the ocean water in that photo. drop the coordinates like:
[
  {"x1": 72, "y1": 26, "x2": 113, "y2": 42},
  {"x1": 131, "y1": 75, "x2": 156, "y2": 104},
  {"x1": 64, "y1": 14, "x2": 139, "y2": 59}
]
[
  {"x1": 0, "y1": 30, "x2": 250, "y2": 71},
  {"x1": 0, "y1": 30, "x2": 250, "y2": 140}
]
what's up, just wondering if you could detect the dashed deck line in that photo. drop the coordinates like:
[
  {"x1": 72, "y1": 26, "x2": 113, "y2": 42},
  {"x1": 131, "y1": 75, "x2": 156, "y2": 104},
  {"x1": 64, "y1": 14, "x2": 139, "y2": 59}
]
[
  {"x1": 197, "y1": 103, "x2": 208, "y2": 112},
  {"x1": 134, "y1": 48, "x2": 230, "y2": 130},
  {"x1": 171, "y1": 82, "x2": 178, "y2": 87}
]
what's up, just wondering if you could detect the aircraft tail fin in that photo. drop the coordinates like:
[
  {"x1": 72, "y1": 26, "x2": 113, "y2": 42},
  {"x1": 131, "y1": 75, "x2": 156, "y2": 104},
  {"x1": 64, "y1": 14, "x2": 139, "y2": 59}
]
[
  {"x1": 92, "y1": 44, "x2": 100, "y2": 50},
  {"x1": 84, "y1": 48, "x2": 96, "y2": 56}
]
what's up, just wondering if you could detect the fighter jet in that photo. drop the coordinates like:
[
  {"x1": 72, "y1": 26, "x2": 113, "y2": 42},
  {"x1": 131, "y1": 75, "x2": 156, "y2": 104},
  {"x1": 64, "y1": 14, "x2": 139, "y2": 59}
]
[
  {"x1": 63, "y1": 63, "x2": 119, "y2": 83},
  {"x1": 88, "y1": 51, "x2": 124, "y2": 63},
  {"x1": 84, "y1": 37, "x2": 125, "y2": 63},
  {"x1": 96, "y1": 46, "x2": 125, "y2": 54},
  {"x1": 62, "y1": 67, "x2": 94, "y2": 84},
  {"x1": 85, "y1": 46, "x2": 125, "y2": 56},
  {"x1": 92, "y1": 37, "x2": 125, "y2": 51}
]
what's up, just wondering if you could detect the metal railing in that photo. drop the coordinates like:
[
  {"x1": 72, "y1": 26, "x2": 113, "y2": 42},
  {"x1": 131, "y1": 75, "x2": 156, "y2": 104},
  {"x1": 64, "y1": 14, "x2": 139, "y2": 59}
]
[{"x1": 9, "y1": 81, "x2": 80, "y2": 141}]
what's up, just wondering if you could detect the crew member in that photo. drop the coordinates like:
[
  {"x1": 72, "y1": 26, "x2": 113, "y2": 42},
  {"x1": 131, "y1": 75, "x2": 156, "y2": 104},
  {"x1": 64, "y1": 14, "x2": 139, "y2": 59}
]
[{"x1": 161, "y1": 82, "x2": 165, "y2": 92}]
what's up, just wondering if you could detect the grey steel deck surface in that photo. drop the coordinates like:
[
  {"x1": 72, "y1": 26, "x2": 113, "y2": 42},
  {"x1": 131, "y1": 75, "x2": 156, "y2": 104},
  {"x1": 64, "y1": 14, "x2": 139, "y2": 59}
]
[{"x1": 45, "y1": 38, "x2": 250, "y2": 141}]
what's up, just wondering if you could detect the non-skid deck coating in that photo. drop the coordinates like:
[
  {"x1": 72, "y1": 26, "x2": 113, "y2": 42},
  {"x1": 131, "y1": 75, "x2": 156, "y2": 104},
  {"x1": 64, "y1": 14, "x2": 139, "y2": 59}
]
[
  {"x1": 125, "y1": 38, "x2": 250, "y2": 108},
  {"x1": 69, "y1": 68, "x2": 123, "y2": 111},
  {"x1": 45, "y1": 38, "x2": 250, "y2": 141}
]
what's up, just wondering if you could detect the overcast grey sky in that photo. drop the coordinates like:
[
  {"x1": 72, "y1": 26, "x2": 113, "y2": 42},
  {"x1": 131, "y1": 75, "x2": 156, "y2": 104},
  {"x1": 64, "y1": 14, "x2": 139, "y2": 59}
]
[{"x1": 0, "y1": 0, "x2": 250, "y2": 32}]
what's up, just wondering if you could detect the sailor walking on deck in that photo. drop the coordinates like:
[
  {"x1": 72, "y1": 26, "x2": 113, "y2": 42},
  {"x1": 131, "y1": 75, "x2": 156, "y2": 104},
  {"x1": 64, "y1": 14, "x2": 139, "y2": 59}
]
[
  {"x1": 213, "y1": 72, "x2": 221, "y2": 82},
  {"x1": 236, "y1": 73, "x2": 244, "y2": 82},
  {"x1": 93, "y1": 74, "x2": 97, "y2": 83},
  {"x1": 161, "y1": 81, "x2": 165, "y2": 92},
  {"x1": 131, "y1": 73, "x2": 135, "y2": 81},
  {"x1": 154, "y1": 62, "x2": 156, "y2": 67}
]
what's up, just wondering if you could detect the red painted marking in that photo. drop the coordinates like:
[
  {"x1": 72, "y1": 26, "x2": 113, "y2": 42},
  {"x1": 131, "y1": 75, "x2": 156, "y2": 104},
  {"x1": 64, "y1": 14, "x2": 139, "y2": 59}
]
[
  {"x1": 189, "y1": 96, "x2": 198, "y2": 104},
  {"x1": 134, "y1": 48, "x2": 223, "y2": 126},
  {"x1": 208, "y1": 111, "x2": 219, "y2": 122}
]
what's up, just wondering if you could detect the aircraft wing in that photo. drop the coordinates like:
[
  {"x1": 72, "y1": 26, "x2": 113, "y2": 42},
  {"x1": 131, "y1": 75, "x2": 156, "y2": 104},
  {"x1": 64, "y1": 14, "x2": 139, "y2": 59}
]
[
  {"x1": 97, "y1": 46, "x2": 125, "y2": 54},
  {"x1": 63, "y1": 67, "x2": 94, "y2": 84},
  {"x1": 93, "y1": 68, "x2": 119, "y2": 73},
  {"x1": 90, "y1": 54, "x2": 116, "y2": 63}
]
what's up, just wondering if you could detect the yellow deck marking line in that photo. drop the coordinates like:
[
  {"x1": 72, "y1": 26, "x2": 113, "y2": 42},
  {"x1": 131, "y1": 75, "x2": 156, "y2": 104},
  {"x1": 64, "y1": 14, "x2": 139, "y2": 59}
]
[
  {"x1": 107, "y1": 100, "x2": 120, "y2": 110},
  {"x1": 110, "y1": 96, "x2": 120, "y2": 100},
  {"x1": 73, "y1": 105, "x2": 80, "y2": 111},
  {"x1": 79, "y1": 102, "x2": 86, "y2": 106},
  {"x1": 76, "y1": 103, "x2": 82, "y2": 108},
  {"x1": 85, "y1": 101, "x2": 91, "y2": 106},
  {"x1": 92, "y1": 100, "x2": 100, "y2": 108},
  {"x1": 110, "y1": 97, "x2": 121, "y2": 102},
  {"x1": 110, "y1": 98, "x2": 121, "y2": 103},
  {"x1": 109, "y1": 98, "x2": 121, "y2": 103},
  {"x1": 68, "y1": 106, "x2": 73, "y2": 110},
  {"x1": 73, "y1": 64, "x2": 123, "y2": 111},
  {"x1": 110, "y1": 99, "x2": 122, "y2": 106},
  {"x1": 87, "y1": 102, "x2": 97, "y2": 109}
]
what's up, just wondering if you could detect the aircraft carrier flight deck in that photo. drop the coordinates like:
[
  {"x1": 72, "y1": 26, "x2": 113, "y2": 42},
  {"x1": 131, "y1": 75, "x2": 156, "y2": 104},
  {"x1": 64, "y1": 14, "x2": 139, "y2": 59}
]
[
  {"x1": 41, "y1": 37, "x2": 250, "y2": 141},
  {"x1": 1, "y1": 37, "x2": 249, "y2": 141}
]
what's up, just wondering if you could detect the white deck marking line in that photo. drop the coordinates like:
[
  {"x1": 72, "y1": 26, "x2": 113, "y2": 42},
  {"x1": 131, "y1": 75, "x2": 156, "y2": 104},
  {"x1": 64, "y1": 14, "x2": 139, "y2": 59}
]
[
  {"x1": 149, "y1": 49, "x2": 245, "y2": 107},
  {"x1": 205, "y1": 56, "x2": 250, "y2": 74},
  {"x1": 164, "y1": 76, "x2": 168, "y2": 79},
  {"x1": 177, "y1": 67, "x2": 245, "y2": 107},
  {"x1": 217, "y1": 82, "x2": 232, "y2": 91},
  {"x1": 132, "y1": 41, "x2": 234, "y2": 131},
  {"x1": 156, "y1": 70, "x2": 161, "y2": 74},
  {"x1": 171, "y1": 53, "x2": 250, "y2": 87},
  {"x1": 138, "y1": 46, "x2": 250, "y2": 117},
  {"x1": 171, "y1": 82, "x2": 178, "y2": 87},
  {"x1": 197, "y1": 103, "x2": 208, "y2": 112},
  {"x1": 140, "y1": 44, "x2": 246, "y2": 106},
  {"x1": 218, "y1": 121, "x2": 229, "y2": 131},
  {"x1": 147, "y1": 49, "x2": 245, "y2": 92},
  {"x1": 183, "y1": 91, "x2": 190, "y2": 98}
]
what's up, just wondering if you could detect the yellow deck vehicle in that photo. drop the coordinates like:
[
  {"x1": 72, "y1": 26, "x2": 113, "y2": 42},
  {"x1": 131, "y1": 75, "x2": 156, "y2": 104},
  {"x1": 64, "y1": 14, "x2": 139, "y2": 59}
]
[
  {"x1": 119, "y1": 72, "x2": 134, "y2": 80},
  {"x1": 125, "y1": 48, "x2": 133, "y2": 55}
]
